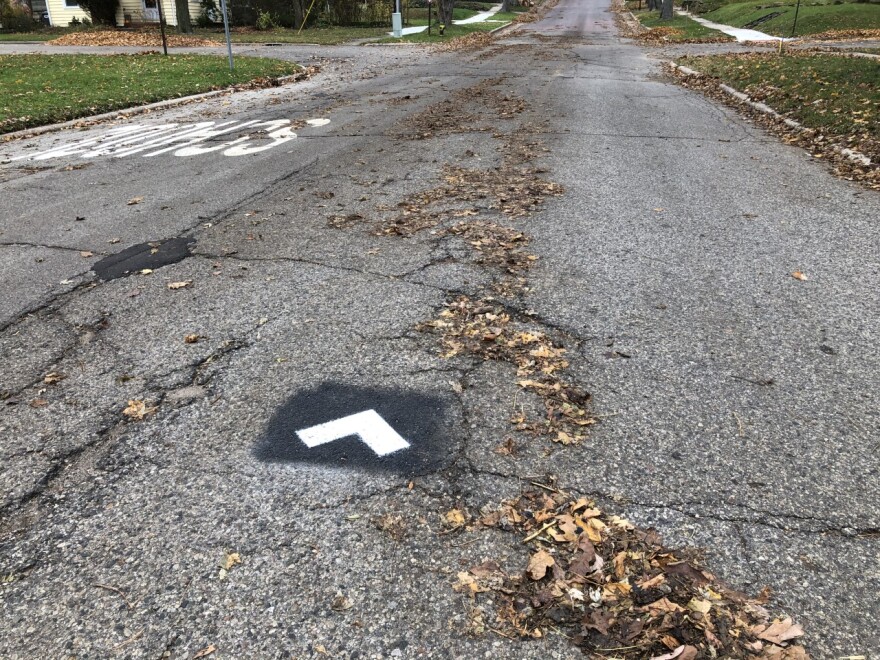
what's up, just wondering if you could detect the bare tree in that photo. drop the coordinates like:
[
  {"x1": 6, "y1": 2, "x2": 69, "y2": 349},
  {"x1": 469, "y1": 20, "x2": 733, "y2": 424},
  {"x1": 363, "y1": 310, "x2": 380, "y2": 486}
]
[
  {"x1": 438, "y1": 0, "x2": 453, "y2": 28},
  {"x1": 175, "y1": 0, "x2": 193, "y2": 31},
  {"x1": 660, "y1": 0, "x2": 673, "y2": 18}
]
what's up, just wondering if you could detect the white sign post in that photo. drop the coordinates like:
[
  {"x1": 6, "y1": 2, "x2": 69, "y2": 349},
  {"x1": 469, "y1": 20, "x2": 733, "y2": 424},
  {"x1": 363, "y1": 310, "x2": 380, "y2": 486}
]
[{"x1": 391, "y1": 0, "x2": 402, "y2": 38}]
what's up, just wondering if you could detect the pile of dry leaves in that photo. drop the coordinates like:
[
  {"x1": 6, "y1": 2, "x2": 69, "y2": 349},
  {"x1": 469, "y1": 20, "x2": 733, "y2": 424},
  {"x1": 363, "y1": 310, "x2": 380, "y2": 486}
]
[
  {"x1": 48, "y1": 29, "x2": 218, "y2": 47},
  {"x1": 455, "y1": 488, "x2": 809, "y2": 659},
  {"x1": 804, "y1": 28, "x2": 880, "y2": 41},
  {"x1": 420, "y1": 293, "x2": 594, "y2": 443}
]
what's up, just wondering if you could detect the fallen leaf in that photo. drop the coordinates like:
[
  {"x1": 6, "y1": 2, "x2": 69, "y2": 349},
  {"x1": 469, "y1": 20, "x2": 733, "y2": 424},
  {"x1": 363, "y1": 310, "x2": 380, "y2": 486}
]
[
  {"x1": 122, "y1": 399, "x2": 155, "y2": 420},
  {"x1": 127, "y1": 196, "x2": 144, "y2": 205},
  {"x1": 755, "y1": 617, "x2": 804, "y2": 645},
  {"x1": 527, "y1": 549, "x2": 555, "y2": 580},
  {"x1": 331, "y1": 593, "x2": 353, "y2": 611},
  {"x1": 687, "y1": 597, "x2": 712, "y2": 614},
  {"x1": 80, "y1": 251, "x2": 94, "y2": 258},
  {"x1": 221, "y1": 552, "x2": 241, "y2": 571},
  {"x1": 168, "y1": 280, "x2": 192, "y2": 290},
  {"x1": 140, "y1": 269, "x2": 153, "y2": 275},
  {"x1": 444, "y1": 509, "x2": 467, "y2": 527},
  {"x1": 29, "y1": 398, "x2": 49, "y2": 408},
  {"x1": 184, "y1": 334, "x2": 201, "y2": 344},
  {"x1": 43, "y1": 372, "x2": 66, "y2": 385},
  {"x1": 791, "y1": 271, "x2": 808, "y2": 281},
  {"x1": 192, "y1": 645, "x2": 216, "y2": 659}
]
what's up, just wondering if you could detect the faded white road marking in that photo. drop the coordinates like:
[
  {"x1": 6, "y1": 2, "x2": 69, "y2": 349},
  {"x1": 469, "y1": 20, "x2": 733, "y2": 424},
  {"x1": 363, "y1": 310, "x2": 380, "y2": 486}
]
[{"x1": 11, "y1": 117, "x2": 331, "y2": 162}]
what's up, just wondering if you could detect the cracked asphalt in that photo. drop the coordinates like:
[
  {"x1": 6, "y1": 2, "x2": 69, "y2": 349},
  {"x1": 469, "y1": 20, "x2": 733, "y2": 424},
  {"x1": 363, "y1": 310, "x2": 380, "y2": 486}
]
[{"x1": 1, "y1": 0, "x2": 879, "y2": 657}]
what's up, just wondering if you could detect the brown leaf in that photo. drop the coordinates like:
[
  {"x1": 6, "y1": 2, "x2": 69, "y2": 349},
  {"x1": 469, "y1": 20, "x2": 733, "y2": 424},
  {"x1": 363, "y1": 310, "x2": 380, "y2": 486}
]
[
  {"x1": 184, "y1": 334, "x2": 201, "y2": 344},
  {"x1": 29, "y1": 398, "x2": 49, "y2": 408},
  {"x1": 791, "y1": 271, "x2": 808, "y2": 281},
  {"x1": 168, "y1": 280, "x2": 193, "y2": 290},
  {"x1": 643, "y1": 597, "x2": 686, "y2": 616},
  {"x1": 527, "y1": 549, "x2": 555, "y2": 580},
  {"x1": 331, "y1": 593, "x2": 353, "y2": 611},
  {"x1": 192, "y1": 644, "x2": 217, "y2": 659},
  {"x1": 43, "y1": 372, "x2": 66, "y2": 385},
  {"x1": 127, "y1": 196, "x2": 144, "y2": 205},
  {"x1": 80, "y1": 251, "x2": 94, "y2": 258},
  {"x1": 122, "y1": 399, "x2": 155, "y2": 420},
  {"x1": 755, "y1": 617, "x2": 805, "y2": 645}
]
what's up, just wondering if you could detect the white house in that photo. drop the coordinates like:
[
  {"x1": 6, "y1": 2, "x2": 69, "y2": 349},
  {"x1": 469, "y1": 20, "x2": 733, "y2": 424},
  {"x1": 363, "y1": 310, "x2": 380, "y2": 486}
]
[{"x1": 45, "y1": 0, "x2": 200, "y2": 27}]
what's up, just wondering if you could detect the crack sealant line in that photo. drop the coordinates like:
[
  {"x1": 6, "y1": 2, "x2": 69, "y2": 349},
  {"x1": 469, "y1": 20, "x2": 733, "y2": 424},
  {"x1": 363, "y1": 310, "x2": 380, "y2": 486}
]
[
  {"x1": 0, "y1": 241, "x2": 105, "y2": 255},
  {"x1": 192, "y1": 251, "x2": 451, "y2": 295}
]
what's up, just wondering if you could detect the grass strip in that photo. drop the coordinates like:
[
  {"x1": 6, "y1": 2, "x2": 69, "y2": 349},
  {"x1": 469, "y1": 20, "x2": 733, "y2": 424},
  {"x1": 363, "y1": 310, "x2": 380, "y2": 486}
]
[
  {"x1": 703, "y1": 0, "x2": 879, "y2": 37},
  {"x1": 0, "y1": 53, "x2": 299, "y2": 134}
]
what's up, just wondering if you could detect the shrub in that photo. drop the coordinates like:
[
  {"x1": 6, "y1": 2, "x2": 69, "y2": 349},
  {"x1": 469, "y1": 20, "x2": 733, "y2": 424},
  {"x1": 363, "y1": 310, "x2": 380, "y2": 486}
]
[
  {"x1": 77, "y1": 0, "x2": 119, "y2": 25},
  {"x1": 197, "y1": 0, "x2": 220, "y2": 25},
  {"x1": 255, "y1": 8, "x2": 277, "y2": 28},
  {"x1": 0, "y1": 0, "x2": 35, "y2": 31}
]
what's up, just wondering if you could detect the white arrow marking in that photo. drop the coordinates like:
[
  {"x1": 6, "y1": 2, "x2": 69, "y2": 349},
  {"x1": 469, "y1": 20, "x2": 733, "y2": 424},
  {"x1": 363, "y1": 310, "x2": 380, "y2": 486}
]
[{"x1": 295, "y1": 409, "x2": 410, "y2": 457}]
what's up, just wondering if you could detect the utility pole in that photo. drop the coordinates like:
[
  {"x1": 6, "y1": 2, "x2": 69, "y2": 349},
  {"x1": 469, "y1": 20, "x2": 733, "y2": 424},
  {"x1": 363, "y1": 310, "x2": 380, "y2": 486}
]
[
  {"x1": 156, "y1": 0, "x2": 168, "y2": 55},
  {"x1": 219, "y1": 0, "x2": 234, "y2": 71},
  {"x1": 790, "y1": 0, "x2": 801, "y2": 38}
]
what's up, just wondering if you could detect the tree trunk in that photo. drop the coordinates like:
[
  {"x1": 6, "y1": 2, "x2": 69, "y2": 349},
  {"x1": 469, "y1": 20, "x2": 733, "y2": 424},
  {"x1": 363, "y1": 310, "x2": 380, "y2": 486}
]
[
  {"x1": 501, "y1": 0, "x2": 511, "y2": 13},
  {"x1": 438, "y1": 0, "x2": 453, "y2": 27},
  {"x1": 175, "y1": 0, "x2": 192, "y2": 32},
  {"x1": 660, "y1": 0, "x2": 673, "y2": 19},
  {"x1": 292, "y1": 0, "x2": 305, "y2": 28}
]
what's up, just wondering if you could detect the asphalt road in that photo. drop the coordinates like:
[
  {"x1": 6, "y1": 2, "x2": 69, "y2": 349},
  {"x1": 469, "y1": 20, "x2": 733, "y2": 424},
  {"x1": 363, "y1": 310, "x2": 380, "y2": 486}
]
[{"x1": 2, "y1": 1, "x2": 879, "y2": 658}]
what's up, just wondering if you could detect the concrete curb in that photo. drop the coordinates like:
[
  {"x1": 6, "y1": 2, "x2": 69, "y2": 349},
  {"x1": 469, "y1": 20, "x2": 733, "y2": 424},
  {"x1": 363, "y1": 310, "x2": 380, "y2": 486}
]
[
  {"x1": 669, "y1": 62, "x2": 873, "y2": 168},
  {"x1": 489, "y1": 21, "x2": 518, "y2": 35},
  {"x1": 1, "y1": 71, "x2": 308, "y2": 143}
]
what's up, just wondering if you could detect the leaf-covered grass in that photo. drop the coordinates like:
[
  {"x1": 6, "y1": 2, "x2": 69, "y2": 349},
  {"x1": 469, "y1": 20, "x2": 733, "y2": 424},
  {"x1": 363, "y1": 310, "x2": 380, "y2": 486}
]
[
  {"x1": 679, "y1": 53, "x2": 879, "y2": 141},
  {"x1": 196, "y1": 25, "x2": 388, "y2": 44},
  {"x1": 701, "y1": 0, "x2": 880, "y2": 37},
  {"x1": 376, "y1": 21, "x2": 505, "y2": 43},
  {"x1": 0, "y1": 53, "x2": 299, "y2": 134},
  {"x1": 632, "y1": 8, "x2": 733, "y2": 39}
]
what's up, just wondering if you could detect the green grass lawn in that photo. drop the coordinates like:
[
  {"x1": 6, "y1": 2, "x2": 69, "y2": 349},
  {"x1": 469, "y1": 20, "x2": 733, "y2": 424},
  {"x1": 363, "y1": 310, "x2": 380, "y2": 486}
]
[
  {"x1": 678, "y1": 53, "x2": 879, "y2": 141},
  {"x1": 701, "y1": 0, "x2": 880, "y2": 36},
  {"x1": 0, "y1": 32, "x2": 60, "y2": 41},
  {"x1": 196, "y1": 25, "x2": 388, "y2": 44},
  {"x1": 0, "y1": 53, "x2": 299, "y2": 134},
  {"x1": 632, "y1": 8, "x2": 734, "y2": 39}
]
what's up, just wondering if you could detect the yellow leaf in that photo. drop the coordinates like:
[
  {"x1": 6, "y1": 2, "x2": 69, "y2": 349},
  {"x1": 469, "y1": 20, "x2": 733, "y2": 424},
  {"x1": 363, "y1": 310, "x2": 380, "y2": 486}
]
[
  {"x1": 444, "y1": 509, "x2": 466, "y2": 527},
  {"x1": 127, "y1": 196, "x2": 144, "y2": 205},
  {"x1": 221, "y1": 551, "x2": 241, "y2": 571},
  {"x1": 167, "y1": 280, "x2": 192, "y2": 290},
  {"x1": 791, "y1": 271, "x2": 808, "y2": 281}
]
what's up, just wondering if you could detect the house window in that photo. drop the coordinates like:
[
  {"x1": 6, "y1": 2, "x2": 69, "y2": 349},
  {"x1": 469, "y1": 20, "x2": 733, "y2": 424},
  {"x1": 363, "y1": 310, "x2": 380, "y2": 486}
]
[{"x1": 64, "y1": 0, "x2": 79, "y2": 6}]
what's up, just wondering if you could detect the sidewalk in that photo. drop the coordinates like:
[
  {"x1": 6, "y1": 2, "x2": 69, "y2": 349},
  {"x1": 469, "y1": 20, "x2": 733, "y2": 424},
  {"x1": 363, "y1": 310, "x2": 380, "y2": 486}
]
[
  {"x1": 391, "y1": 3, "x2": 504, "y2": 36},
  {"x1": 677, "y1": 9, "x2": 791, "y2": 42}
]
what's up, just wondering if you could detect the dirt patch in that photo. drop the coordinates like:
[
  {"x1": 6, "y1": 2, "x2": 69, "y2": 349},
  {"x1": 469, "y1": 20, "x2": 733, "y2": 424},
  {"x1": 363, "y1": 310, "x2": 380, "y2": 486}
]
[{"x1": 48, "y1": 29, "x2": 218, "y2": 47}]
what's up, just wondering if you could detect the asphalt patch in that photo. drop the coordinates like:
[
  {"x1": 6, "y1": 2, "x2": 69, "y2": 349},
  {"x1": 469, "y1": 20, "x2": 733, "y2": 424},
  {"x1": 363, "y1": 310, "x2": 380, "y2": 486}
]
[
  {"x1": 92, "y1": 237, "x2": 194, "y2": 281},
  {"x1": 255, "y1": 382, "x2": 454, "y2": 476}
]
